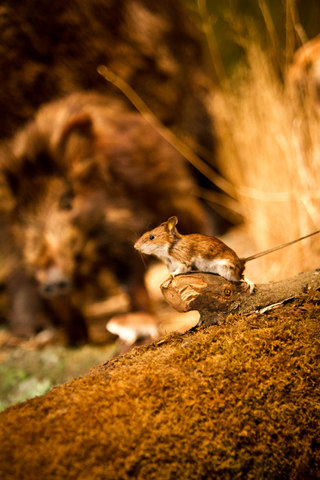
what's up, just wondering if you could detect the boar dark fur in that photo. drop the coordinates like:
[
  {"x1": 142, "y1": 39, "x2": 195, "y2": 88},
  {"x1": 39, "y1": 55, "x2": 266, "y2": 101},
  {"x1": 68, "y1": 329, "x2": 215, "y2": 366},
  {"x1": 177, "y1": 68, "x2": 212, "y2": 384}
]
[
  {"x1": 0, "y1": 92, "x2": 210, "y2": 343},
  {"x1": 0, "y1": 0, "x2": 214, "y2": 156}
]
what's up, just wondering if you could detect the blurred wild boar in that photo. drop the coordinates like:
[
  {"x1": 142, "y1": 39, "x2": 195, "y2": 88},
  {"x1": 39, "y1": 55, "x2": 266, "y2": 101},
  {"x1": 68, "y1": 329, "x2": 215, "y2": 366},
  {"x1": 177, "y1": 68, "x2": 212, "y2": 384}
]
[
  {"x1": 0, "y1": 0, "x2": 214, "y2": 157},
  {"x1": 0, "y1": 0, "x2": 221, "y2": 343},
  {"x1": 0, "y1": 92, "x2": 210, "y2": 343}
]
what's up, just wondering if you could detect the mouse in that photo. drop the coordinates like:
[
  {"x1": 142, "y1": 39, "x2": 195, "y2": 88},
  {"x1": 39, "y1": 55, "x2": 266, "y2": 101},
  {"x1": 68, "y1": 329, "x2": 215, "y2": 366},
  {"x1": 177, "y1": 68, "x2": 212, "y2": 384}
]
[
  {"x1": 134, "y1": 216, "x2": 254, "y2": 291},
  {"x1": 134, "y1": 216, "x2": 320, "y2": 293}
]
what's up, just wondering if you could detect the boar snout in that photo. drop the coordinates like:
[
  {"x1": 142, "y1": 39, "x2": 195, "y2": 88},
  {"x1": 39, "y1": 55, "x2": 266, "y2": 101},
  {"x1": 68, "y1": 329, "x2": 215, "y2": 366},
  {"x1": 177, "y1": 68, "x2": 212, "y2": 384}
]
[{"x1": 38, "y1": 266, "x2": 72, "y2": 298}]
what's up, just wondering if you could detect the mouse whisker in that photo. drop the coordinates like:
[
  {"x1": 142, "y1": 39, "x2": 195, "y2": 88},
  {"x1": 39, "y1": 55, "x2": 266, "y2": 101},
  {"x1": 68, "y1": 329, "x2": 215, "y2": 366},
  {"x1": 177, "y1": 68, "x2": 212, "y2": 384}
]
[{"x1": 138, "y1": 251, "x2": 148, "y2": 270}]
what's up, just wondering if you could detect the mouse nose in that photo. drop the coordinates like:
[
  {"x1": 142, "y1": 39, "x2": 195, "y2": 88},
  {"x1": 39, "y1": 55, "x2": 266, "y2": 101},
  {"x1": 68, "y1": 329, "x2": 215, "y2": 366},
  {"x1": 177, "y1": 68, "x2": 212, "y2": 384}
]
[{"x1": 39, "y1": 266, "x2": 72, "y2": 298}]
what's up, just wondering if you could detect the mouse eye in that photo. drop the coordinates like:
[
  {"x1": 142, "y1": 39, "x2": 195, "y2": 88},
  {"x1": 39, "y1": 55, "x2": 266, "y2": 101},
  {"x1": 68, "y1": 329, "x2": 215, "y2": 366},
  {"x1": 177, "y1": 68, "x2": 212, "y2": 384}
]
[{"x1": 149, "y1": 234, "x2": 155, "y2": 240}]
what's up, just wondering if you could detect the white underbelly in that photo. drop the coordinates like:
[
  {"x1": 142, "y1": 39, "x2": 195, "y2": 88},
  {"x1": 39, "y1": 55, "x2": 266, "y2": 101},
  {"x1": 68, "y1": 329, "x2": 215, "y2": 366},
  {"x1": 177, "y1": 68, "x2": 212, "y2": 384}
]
[{"x1": 194, "y1": 257, "x2": 237, "y2": 281}]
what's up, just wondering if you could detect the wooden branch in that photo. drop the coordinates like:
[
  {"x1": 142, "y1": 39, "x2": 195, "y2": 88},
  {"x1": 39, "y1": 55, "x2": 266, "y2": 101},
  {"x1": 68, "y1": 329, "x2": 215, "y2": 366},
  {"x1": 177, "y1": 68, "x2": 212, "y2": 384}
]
[{"x1": 161, "y1": 269, "x2": 320, "y2": 327}]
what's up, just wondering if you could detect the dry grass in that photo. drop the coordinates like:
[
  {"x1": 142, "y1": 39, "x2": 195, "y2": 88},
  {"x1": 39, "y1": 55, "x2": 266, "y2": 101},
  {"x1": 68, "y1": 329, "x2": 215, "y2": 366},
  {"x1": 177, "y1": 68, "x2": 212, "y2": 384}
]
[
  {"x1": 208, "y1": 9, "x2": 320, "y2": 283},
  {"x1": 97, "y1": 2, "x2": 320, "y2": 286}
]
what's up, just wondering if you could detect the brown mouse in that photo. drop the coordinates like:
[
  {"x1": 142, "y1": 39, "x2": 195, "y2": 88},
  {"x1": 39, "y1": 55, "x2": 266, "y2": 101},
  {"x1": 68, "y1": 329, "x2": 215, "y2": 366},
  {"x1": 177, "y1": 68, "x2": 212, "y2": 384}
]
[
  {"x1": 134, "y1": 216, "x2": 254, "y2": 291},
  {"x1": 134, "y1": 216, "x2": 320, "y2": 293}
]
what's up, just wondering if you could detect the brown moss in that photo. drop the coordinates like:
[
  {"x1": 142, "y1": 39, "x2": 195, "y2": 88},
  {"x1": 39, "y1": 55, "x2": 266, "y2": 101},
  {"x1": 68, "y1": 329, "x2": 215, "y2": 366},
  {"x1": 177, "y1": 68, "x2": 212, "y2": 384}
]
[{"x1": 0, "y1": 293, "x2": 319, "y2": 479}]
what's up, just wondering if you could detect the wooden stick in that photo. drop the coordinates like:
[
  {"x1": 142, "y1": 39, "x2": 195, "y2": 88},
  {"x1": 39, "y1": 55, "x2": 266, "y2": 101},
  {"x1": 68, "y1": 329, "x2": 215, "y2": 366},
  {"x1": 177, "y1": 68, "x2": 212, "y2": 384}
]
[{"x1": 161, "y1": 269, "x2": 320, "y2": 327}]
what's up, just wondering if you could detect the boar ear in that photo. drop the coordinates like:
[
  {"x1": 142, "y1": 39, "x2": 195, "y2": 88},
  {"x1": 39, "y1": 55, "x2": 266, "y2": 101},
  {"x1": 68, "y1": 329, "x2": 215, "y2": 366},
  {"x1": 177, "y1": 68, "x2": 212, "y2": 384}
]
[
  {"x1": 166, "y1": 216, "x2": 178, "y2": 234},
  {"x1": 58, "y1": 113, "x2": 94, "y2": 151}
]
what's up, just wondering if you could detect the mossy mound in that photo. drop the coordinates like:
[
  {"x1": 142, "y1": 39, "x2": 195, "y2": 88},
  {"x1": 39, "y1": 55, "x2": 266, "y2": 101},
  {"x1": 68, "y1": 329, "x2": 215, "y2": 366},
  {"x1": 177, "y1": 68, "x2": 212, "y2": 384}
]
[{"x1": 0, "y1": 292, "x2": 319, "y2": 479}]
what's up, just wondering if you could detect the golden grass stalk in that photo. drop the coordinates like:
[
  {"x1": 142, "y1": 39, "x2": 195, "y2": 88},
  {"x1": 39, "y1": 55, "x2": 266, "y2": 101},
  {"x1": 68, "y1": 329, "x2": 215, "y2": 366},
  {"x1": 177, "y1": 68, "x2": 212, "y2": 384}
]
[{"x1": 97, "y1": 64, "x2": 239, "y2": 218}]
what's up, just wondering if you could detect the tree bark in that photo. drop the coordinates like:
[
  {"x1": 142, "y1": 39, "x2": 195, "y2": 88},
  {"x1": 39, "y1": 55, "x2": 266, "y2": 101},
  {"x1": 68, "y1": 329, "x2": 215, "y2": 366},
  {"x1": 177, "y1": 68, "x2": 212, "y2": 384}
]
[{"x1": 160, "y1": 269, "x2": 320, "y2": 327}]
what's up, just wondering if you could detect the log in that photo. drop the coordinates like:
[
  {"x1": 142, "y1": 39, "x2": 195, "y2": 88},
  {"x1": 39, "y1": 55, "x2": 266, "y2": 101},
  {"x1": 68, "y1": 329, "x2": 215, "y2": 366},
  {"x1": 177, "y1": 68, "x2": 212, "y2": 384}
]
[{"x1": 160, "y1": 269, "x2": 320, "y2": 327}]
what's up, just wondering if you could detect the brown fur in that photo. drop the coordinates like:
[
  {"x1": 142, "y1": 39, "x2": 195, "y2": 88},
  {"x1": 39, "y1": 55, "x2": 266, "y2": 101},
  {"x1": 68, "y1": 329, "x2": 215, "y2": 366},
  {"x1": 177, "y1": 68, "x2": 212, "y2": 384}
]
[
  {"x1": 0, "y1": 294, "x2": 319, "y2": 478},
  {"x1": 0, "y1": 92, "x2": 210, "y2": 343}
]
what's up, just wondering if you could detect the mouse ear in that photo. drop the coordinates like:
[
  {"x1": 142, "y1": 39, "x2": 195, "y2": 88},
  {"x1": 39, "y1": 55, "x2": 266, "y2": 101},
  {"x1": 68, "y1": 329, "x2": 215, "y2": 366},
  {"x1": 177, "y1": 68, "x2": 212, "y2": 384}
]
[{"x1": 167, "y1": 216, "x2": 178, "y2": 233}]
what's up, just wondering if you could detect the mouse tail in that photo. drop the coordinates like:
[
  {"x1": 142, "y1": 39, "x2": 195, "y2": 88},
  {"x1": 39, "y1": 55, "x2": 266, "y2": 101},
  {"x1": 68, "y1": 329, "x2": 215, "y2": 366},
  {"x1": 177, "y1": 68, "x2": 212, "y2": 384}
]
[{"x1": 243, "y1": 228, "x2": 320, "y2": 263}]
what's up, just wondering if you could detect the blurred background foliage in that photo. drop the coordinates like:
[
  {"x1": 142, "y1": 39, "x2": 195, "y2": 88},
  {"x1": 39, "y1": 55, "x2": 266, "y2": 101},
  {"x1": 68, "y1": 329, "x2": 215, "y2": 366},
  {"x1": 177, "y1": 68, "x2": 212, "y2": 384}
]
[
  {"x1": 184, "y1": 0, "x2": 320, "y2": 96},
  {"x1": 188, "y1": 0, "x2": 320, "y2": 77}
]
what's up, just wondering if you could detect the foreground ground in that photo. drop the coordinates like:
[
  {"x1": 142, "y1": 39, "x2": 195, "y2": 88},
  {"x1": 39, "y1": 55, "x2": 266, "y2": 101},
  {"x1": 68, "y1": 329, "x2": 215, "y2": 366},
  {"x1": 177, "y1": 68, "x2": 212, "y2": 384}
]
[{"x1": 0, "y1": 289, "x2": 319, "y2": 479}]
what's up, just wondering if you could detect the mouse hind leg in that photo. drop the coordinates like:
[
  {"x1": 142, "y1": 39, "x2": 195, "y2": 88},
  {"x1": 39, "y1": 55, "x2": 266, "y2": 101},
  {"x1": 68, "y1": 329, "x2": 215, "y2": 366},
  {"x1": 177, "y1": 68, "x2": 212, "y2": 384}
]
[
  {"x1": 218, "y1": 259, "x2": 255, "y2": 293},
  {"x1": 208, "y1": 259, "x2": 256, "y2": 293}
]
